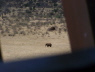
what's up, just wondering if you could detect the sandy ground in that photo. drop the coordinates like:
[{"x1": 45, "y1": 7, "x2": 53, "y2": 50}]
[{"x1": 1, "y1": 32, "x2": 71, "y2": 62}]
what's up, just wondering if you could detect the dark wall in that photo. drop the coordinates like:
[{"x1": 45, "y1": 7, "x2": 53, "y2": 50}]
[{"x1": 86, "y1": 0, "x2": 95, "y2": 43}]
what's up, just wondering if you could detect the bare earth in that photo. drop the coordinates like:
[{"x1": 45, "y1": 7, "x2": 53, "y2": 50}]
[{"x1": 1, "y1": 32, "x2": 71, "y2": 62}]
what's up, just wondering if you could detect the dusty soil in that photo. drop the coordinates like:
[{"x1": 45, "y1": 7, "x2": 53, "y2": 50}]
[{"x1": 1, "y1": 32, "x2": 71, "y2": 62}]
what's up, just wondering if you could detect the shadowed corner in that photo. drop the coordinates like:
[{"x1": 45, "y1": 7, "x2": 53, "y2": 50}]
[{"x1": 0, "y1": 34, "x2": 3, "y2": 63}]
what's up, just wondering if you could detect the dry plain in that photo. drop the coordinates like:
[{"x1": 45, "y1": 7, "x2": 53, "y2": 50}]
[
  {"x1": 1, "y1": 31, "x2": 71, "y2": 62},
  {"x1": 0, "y1": 0, "x2": 71, "y2": 63}
]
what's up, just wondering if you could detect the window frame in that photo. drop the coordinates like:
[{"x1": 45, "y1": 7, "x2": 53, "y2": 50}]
[{"x1": 62, "y1": 0, "x2": 94, "y2": 52}]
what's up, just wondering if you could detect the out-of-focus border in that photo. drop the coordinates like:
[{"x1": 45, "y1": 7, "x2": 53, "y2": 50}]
[{"x1": 61, "y1": 0, "x2": 94, "y2": 52}]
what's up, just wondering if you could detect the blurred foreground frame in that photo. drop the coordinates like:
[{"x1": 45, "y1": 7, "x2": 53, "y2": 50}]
[
  {"x1": 0, "y1": 0, "x2": 95, "y2": 72},
  {"x1": 62, "y1": 0, "x2": 94, "y2": 51}
]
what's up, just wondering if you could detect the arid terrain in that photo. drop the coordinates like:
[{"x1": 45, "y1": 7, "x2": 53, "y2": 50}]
[
  {"x1": 0, "y1": 0, "x2": 71, "y2": 62},
  {"x1": 1, "y1": 24, "x2": 71, "y2": 62}
]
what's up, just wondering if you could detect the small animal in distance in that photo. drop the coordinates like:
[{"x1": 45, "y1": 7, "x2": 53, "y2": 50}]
[{"x1": 45, "y1": 43, "x2": 52, "y2": 47}]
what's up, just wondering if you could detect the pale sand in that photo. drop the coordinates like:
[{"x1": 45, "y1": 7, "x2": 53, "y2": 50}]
[{"x1": 1, "y1": 32, "x2": 71, "y2": 62}]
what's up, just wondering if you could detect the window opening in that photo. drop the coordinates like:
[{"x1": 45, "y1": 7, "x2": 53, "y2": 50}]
[{"x1": 0, "y1": 0, "x2": 71, "y2": 62}]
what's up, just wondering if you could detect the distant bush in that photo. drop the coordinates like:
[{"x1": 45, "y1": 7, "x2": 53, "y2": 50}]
[
  {"x1": 56, "y1": 15, "x2": 61, "y2": 18},
  {"x1": 29, "y1": 7, "x2": 32, "y2": 10},
  {"x1": 20, "y1": 31, "x2": 26, "y2": 35},
  {"x1": 24, "y1": 1, "x2": 33, "y2": 7},
  {"x1": 31, "y1": 22, "x2": 35, "y2": 26},
  {"x1": 1, "y1": 30, "x2": 5, "y2": 34},
  {"x1": 63, "y1": 28, "x2": 67, "y2": 32},
  {"x1": 60, "y1": 19, "x2": 65, "y2": 23},
  {"x1": 52, "y1": 0, "x2": 58, "y2": 3},
  {"x1": 53, "y1": 3, "x2": 58, "y2": 7},
  {"x1": 36, "y1": 2, "x2": 40, "y2": 6},
  {"x1": 52, "y1": 9, "x2": 58, "y2": 13},
  {"x1": 45, "y1": 31, "x2": 49, "y2": 35},
  {"x1": 19, "y1": 23, "x2": 27, "y2": 26},
  {"x1": 26, "y1": 10, "x2": 31, "y2": 14},
  {"x1": 24, "y1": 3, "x2": 29, "y2": 7},
  {"x1": 8, "y1": 34, "x2": 15, "y2": 36},
  {"x1": 47, "y1": 26, "x2": 58, "y2": 31},
  {"x1": 2, "y1": 34, "x2": 6, "y2": 37},
  {"x1": 11, "y1": 15, "x2": 16, "y2": 18},
  {"x1": 15, "y1": 19, "x2": 19, "y2": 22},
  {"x1": 49, "y1": 12, "x2": 54, "y2": 16}
]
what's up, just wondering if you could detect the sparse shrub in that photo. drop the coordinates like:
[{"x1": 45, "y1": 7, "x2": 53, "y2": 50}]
[
  {"x1": 49, "y1": 12, "x2": 54, "y2": 17},
  {"x1": 52, "y1": 9, "x2": 58, "y2": 13},
  {"x1": 37, "y1": 27, "x2": 41, "y2": 30},
  {"x1": 58, "y1": 28, "x2": 62, "y2": 34},
  {"x1": 34, "y1": 28, "x2": 36, "y2": 31},
  {"x1": 5, "y1": 28, "x2": 9, "y2": 33},
  {"x1": 2, "y1": 33, "x2": 6, "y2": 37},
  {"x1": 15, "y1": 18, "x2": 19, "y2": 21},
  {"x1": 38, "y1": 33, "x2": 40, "y2": 35},
  {"x1": 11, "y1": 15, "x2": 16, "y2": 18},
  {"x1": 52, "y1": 21, "x2": 55, "y2": 24},
  {"x1": 13, "y1": 30, "x2": 18, "y2": 34},
  {"x1": 12, "y1": 9, "x2": 15, "y2": 12},
  {"x1": 19, "y1": 23, "x2": 27, "y2": 26},
  {"x1": 48, "y1": 35, "x2": 50, "y2": 37},
  {"x1": 20, "y1": 31, "x2": 26, "y2": 35},
  {"x1": 53, "y1": 3, "x2": 58, "y2": 7},
  {"x1": 24, "y1": 3, "x2": 30, "y2": 7},
  {"x1": 32, "y1": 32, "x2": 36, "y2": 35},
  {"x1": 64, "y1": 28, "x2": 67, "y2": 32},
  {"x1": 60, "y1": 19, "x2": 65, "y2": 23},
  {"x1": 25, "y1": 17, "x2": 30, "y2": 22},
  {"x1": 56, "y1": 15, "x2": 61, "y2": 18},
  {"x1": 0, "y1": 25, "x2": 2, "y2": 30},
  {"x1": 47, "y1": 26, "x2": 58, "y2": 31},
  {"x1": 29, "y1": 7, "x2": 32, "y2": 10},
  {"x1": 46, "y1": 31, "x2": 49, "y2": 35},
  {"x1": 27, "y1": 25, "x2": 31, "y2": 29},
  {"x1": 26, "y1": 10, "x2": 31, "y2": 14},
  {"x1": 42, "y1": 33, "x2": 45, "y2": 38},
  {"x1": 31, "y1": 22, "x2": 35, "y2": 26},
  {"x1": 1, "y1": 30, "x2": 5, "y2": 34},
  {"x1": 8, "y1": 33, "x2": 15, "y2": 36},
  {"x1": 30, "y1": 30, "x2": 32, "y2": 33}
]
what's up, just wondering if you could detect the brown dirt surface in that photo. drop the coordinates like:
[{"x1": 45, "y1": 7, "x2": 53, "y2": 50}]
[{"x1": 1, "y1": 32, "x2": 71, "y2": 62}]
